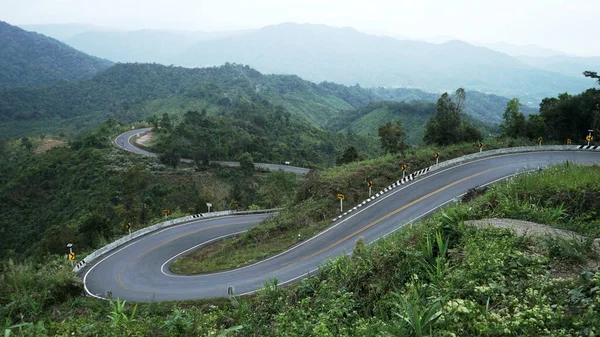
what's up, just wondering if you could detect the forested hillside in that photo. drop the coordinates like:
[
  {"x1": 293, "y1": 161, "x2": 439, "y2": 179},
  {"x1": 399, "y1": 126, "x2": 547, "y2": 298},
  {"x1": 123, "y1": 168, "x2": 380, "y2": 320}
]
[
  {"x1": 0, "y1": 62, "x2": 515, "y2": 138},
  {"x1": 0, "y1": 121, "x2": 305, "y2": 260},
  {"x1": 0, "y1": 21, "x2": 112, "y2": 87}
]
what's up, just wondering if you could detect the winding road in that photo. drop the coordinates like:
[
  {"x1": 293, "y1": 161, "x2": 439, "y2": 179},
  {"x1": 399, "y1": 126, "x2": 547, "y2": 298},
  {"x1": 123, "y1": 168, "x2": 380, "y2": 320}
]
[
  {"x1": 82, "y1": 150, "x2": 600, "y2": 302},
  {"x1": 114, "y1": 128, "x2": 311, "y2": 174}
]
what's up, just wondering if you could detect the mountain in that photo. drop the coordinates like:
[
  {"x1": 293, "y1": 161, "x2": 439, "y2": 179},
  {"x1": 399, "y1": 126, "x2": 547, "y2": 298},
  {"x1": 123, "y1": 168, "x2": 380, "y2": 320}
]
[
  {"x1": 0, "y1": 21, "x2": 112, "y2": 87},
  {"x1": 63, "y1": 29, "x2": 250, "y2": 64},
  {"x1": 177, "y1": 23, "x2": 590, "y2": 103},
  {"x1": 472, "y1": 41, "x2": 569, "y2": 58},
  {"x1": 514, "y1": 55, "x2": 600, "y2": 79},
  {"x1": 0, "y1": 63, "x2": 524, "y2": 139}
]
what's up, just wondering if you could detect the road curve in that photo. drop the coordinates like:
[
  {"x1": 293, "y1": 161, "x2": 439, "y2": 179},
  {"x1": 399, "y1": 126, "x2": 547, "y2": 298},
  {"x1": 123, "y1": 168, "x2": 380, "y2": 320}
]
[
  {"x1": 83, "y1": 151, "x2": 600, "y2": 302},
  {"x1": 114, "y1": 128, "x2": 310, "y2": 174}
]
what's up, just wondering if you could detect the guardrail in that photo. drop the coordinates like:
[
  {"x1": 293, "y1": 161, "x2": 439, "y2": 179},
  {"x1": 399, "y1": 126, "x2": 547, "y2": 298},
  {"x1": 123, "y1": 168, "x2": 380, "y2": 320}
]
[
  {"x1": 332, "y1": 145, "x2": 600, "y2": 222},
  {"x1": 73, "y1": 208, "x2": 280, "y2": 273}
]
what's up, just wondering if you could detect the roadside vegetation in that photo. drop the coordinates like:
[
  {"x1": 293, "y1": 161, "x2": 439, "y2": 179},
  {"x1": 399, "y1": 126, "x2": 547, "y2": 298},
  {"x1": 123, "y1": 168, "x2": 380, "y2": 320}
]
[
  {"x1": 171, "y1": 136, "x2": 540, "y2": 274},
  {"x1": 0, "y1": 120, "x2": 299, "y2": 261},
  {"x1": 3, "y1": 163, "x2": 600, "y2": 336}
]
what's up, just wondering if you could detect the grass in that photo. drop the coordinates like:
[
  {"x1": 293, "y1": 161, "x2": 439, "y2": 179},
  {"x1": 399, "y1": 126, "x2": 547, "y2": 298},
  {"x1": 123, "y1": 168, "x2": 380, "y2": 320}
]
[
  {"x1": 170, "y1": 137, "x2": 548, "y2": 275},
  {"x1": 4, "y1": 164, "x2": 600, "y2": 336}
]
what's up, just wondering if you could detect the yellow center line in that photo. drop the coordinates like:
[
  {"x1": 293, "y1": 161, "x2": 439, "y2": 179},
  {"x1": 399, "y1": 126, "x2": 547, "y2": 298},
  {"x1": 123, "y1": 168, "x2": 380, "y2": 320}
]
[
  {"x1": 116, "y1": 220, "x2": 256, "y2": 290},
  {"x1": 116, "y1": 161, "x2": 531, "y2": 294},
  {"x1": 261, "y1": 162, "x2": 526, "y2": 279}
]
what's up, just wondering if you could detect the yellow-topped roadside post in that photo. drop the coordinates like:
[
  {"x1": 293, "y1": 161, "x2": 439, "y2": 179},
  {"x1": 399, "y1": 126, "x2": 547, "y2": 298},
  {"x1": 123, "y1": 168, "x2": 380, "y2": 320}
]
[
  {"x1": 337, "y1": 193, "x2": 344, "y2": 213},
  {"x1": 401, "y1": 164, "x2": 407, "y2": 179},
  {"x1": 67, "y1": 243, "x2": 74, "y2": 267},
  {"x1": 478, "y1": 142, "x2": 484, "y2": 153},
  {"x1": 538, "y1": 136, "x2": 543, "y2": 146},
  {"x1": 367, "y1": 181, "x2": 373, "y2": 197},
  {"x1": 587, "y1": 130, "x2": 594, "y2": 146},
  {"x1": 433, "y1": 152, "x2": 440, "y2": 166}
]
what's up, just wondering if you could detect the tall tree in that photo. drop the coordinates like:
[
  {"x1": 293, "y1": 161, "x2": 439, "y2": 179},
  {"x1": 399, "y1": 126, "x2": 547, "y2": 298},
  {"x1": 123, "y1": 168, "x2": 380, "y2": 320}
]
[
  {"x1": 424, "y1": 88, "x2": 481, "y2": 145},
  {"x1": 378, "y1": 120, "x2": 408, "y2": 155},
  {"x1": 583, "y1": 71, "x2": 600, "y2": 85},
  {"x1": 501, "y1": 98, "x2": 527, "y2": 138}
]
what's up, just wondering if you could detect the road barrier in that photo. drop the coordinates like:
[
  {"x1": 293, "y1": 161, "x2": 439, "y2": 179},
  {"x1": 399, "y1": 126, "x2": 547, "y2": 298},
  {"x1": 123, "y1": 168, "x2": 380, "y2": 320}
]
[
  {"x1": 332, "y1": 145, "x2": 600, "y2": 222},
  {"x1": 74, "y1": 208, "x2": 280, "y2": 273}
]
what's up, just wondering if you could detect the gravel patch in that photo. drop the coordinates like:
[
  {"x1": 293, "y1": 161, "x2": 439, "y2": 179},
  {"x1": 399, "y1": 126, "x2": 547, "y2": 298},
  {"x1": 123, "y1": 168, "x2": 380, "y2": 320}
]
[{"x1": 464, "y1": 218, "x2": 585, "y2": 240}]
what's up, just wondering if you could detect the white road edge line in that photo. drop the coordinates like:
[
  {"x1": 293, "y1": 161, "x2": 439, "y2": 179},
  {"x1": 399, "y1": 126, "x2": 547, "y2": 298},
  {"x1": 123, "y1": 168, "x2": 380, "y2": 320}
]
[
  {"x1": 237, "y1": 167, "x2": 544, "y2": 296},
  {"x1": 82, "y1": 214, "x2": 269, "y2": 299},
  {"x1": 160, "y1": 231, "x2": 248, "y2": 277}
]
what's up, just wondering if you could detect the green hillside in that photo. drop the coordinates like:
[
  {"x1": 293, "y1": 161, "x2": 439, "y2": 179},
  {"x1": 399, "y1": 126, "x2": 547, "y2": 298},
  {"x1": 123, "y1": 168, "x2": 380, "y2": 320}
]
[
  {"x1": 0, "y1": 21, "x2": 112, "y2": 87},
  {"x1": 370, "y1": 87, "x2": 539, "y2": 125},
  {"x1": 328, "y1": 100, "x2": 499, "y2": 144},
  {"x1": 327, "y1": 101, "x2": 435, "y2": 143},
  {"x1": 0, "y1": 62, "x2": 518, "y2": 139}
]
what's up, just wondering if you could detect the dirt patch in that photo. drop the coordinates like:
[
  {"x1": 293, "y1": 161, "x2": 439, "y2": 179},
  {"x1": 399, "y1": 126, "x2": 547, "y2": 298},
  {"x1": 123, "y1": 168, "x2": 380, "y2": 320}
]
[
  {"x1": 32, "y1": 138, "x2": 68, "y2": 154},
  {"x1": 465, "y1": 218, "x2": 600, "y2": 278},
  {"x1": 135, "y1": 131, "x2": 155, "y2": 147}
]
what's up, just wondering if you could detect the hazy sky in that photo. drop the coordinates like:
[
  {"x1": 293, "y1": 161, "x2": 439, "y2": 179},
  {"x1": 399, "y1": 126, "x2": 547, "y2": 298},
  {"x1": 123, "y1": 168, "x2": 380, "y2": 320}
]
[{"x1": 3, "y1": 0, "x2": 599, "y2": 56}]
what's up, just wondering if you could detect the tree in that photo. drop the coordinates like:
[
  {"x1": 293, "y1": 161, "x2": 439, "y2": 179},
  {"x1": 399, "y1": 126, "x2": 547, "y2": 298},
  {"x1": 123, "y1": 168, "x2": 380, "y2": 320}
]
[
  {"x1": 20, "y1": 137, "x2": 33, "y2": 152},
  {"x1": 160, "y1": 112, "x2": 172, "y2": 131},
  {"x1": 584, "y1": 71, "x2": 600, "y2": 85},
  {"x1": 239, "y1": 152, "x2": 255, "y2": 176},
  {"x1": 147, "y1": 115, "x2": 159, "y2": 129},
  {"x1": 501, "y1": 98, "x2": 527, "y2": 138},
  {"x1": 526, "y1": 114, "x2": 546, "y2": 139},
  {"x1": 378, "y1": 120, "x2": 408, "y2": 154},
  {"x1": 424, "y1": 89, "x2": 480, "y2": 145},
  {"x1": 159, "y1": 149, "x2": 180, "y2": 168},
  {"x1": 336, "y1": 146, "x2": 360, "y2": 165}
]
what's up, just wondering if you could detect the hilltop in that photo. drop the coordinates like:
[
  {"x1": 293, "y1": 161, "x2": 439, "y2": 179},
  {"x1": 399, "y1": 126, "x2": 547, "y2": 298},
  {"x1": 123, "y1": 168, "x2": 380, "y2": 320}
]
[{"x1": 0, "y1": 21, "x2": 112, "y2": 87}]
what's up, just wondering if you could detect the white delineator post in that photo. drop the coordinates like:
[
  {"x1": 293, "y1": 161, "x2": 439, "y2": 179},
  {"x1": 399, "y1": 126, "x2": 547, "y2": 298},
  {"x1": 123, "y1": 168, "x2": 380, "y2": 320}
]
[{"x1": 67, "y1": 243, "x2": 73, "y2": 267}]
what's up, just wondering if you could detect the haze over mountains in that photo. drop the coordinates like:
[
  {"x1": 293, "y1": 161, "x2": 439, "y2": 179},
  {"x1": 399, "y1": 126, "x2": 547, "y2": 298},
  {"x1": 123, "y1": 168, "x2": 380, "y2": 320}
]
[{"x1": 19, "y1": 22, "x2": 599, "y2": 104}]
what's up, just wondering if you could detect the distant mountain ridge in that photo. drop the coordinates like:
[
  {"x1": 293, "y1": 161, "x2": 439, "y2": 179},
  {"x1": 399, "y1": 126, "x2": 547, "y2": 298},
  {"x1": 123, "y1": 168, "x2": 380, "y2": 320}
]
[
  {"x1": 0, "y1": 21, "x2": 112, "y2": 87},
  {"x1": 19, "y1": 22, "x2": 596, "y2": 102},
  {"x1": 176, "y1": 23, "x2": 591, "y2": 102}
]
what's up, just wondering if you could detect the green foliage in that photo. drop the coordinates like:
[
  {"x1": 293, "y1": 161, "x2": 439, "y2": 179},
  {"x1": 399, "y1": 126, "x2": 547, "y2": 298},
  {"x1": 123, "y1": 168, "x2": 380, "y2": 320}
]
[
  {"x1": 238, "y1": 152, "x2": 255, "y2": 177},
  {"x1": 0, "y1": 257, "x2": 82, "y2": 324},
  {"x1": 152, "y1": 104, "x2": 378, "y2": 167},
  {"x1": 469, "y1": 163, "x2": 600, "y2": 236},
  {"x1": 424, "y1": 89, "x2": 484, "y2": 146},
  {"x1": 2, "y1": 160, "x2": 600, "y2": 336},
  {"x1": 378, "y1": 120, "x2": 408, "y2": 155},
  {"x1": 256, "y1": 171, "x2": 299, "y2": 208},
  {"x1": 501, "y1": 98, "x2": 528, "y2": 138},
  {"x1": 335, "y1": 146, "x2": 360, "y2": 165},
  {"x1": 539, "y1": 88, "x2": 600, "y2": 142},
  {"x1": 0, "y1": 21, "x2": 111, "y2": 88}
]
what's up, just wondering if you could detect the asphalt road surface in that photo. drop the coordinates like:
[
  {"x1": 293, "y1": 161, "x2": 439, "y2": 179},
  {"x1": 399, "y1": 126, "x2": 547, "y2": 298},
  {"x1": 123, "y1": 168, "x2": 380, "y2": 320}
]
[
  {"x1": 83, "y1": 150, "x2": 600, "y2": 302},
  {"x1": 114, "y1": 128, "x2": 310, "y2": 174}
]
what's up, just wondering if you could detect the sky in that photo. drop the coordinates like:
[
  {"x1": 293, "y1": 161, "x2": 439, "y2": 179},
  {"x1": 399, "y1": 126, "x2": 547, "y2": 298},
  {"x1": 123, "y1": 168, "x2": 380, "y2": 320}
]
[{"x1": 2, "y1": 0, "x2": 599, "y2": 56}]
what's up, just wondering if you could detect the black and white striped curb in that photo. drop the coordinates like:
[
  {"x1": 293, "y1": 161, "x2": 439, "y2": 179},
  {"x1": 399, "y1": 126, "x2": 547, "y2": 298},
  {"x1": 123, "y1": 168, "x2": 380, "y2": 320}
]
[
  {"x1": 331, "y1": 144, "x2": 600, "y2": 223},
  {"x1": 332, "y1": 167, "x2": 431, "y2": 222}
]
